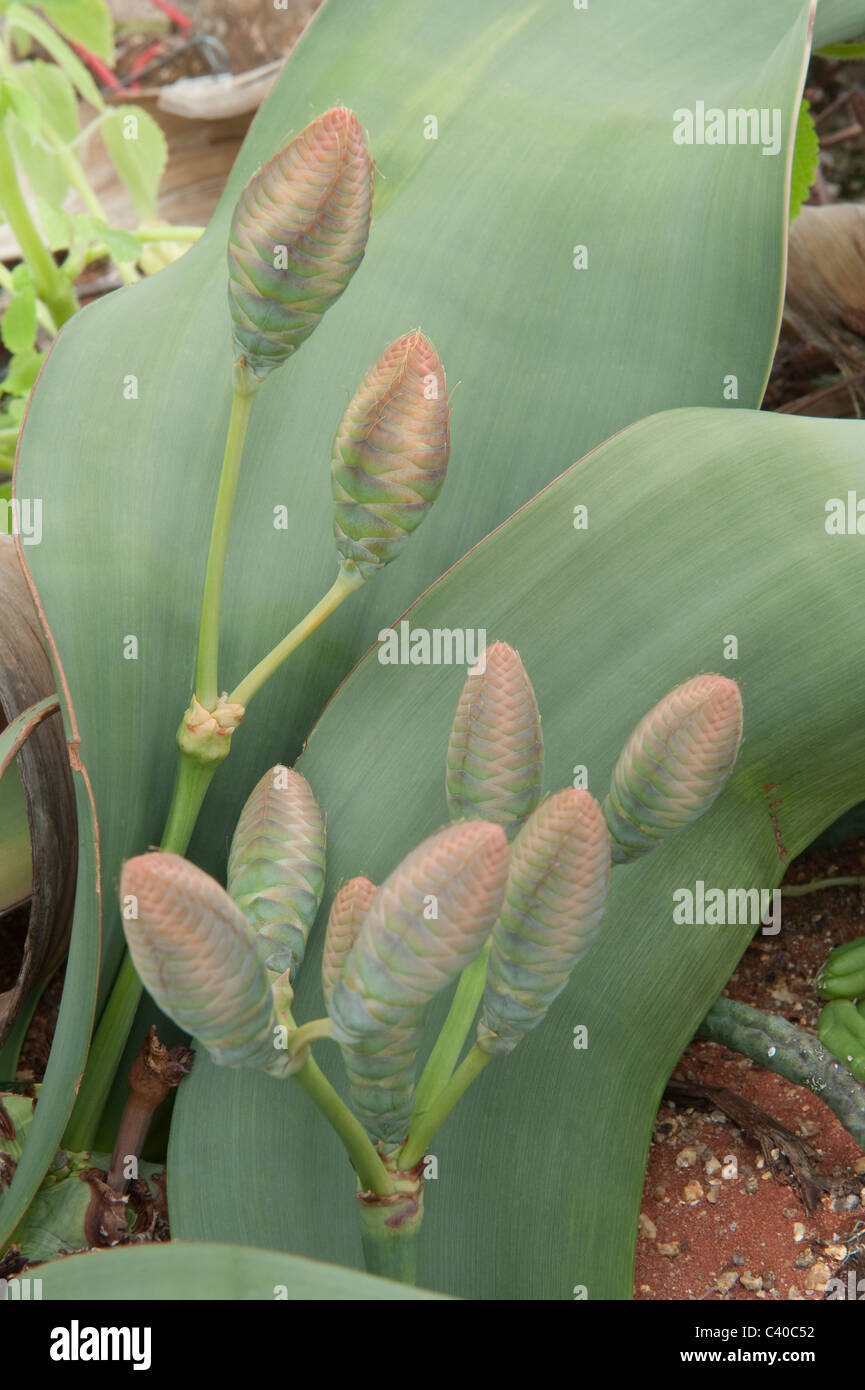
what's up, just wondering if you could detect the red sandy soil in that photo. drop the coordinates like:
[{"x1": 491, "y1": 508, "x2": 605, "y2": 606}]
[{"x1": 635, "y1": 838, "x2": 865, "y2": 1300}]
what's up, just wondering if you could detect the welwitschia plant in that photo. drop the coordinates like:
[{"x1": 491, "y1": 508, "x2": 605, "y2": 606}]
[
  {"x1": 68, "y1": 104, "x2": 451, "y2": 1154},
  {"x1": 117, "y1": 645, "x2": 743, "y2": 1283}
]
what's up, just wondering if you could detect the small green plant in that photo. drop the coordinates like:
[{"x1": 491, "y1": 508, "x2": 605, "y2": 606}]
[
  {"x1": 817, "y1": 934, "x2": 865, "y2": 1080},
  {"x1": 0, "y1": 0, "x2": 200, "y2": 488},
  {"x1": 117, "y1": 651, "x2": 743, "y2": 1283}
]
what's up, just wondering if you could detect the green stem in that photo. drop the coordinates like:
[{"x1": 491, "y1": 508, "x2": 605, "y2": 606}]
[
  {"x1": 287, "y1": 1016, "x2": 335, "y2": 1059},
  {"x1": 293, "y1": 1055, "x2": 394, "y2": 1196},
  {"x1": 413, "y1": 941, "x2": 490, "y2": 1119},
  {"x1": 360, "y1": 1222, "x2": 418, "y2": 1285},
  {"x1": 0, "y1": 122, "x2": 77, "y2": 326},
  {"x1": 62, "y1": 951, "x2": 142, "y2": 1151},
  {"x1": 159, "y1": 751, "x2": 218, "y2": 853},
  {"x1": 229, "y1": 567, "x2": 364, "y2": 708},
  {"x1": 400, "y1": 1044, "x2": 491, "y2": 1169},
  {"x1": 195, "y1": 384, "x2": 255, "y2": 710},
  {"x1": 781, "y1": 876, "x2": 865, "y2": 897},
  {"x1": 135, "y1": 225, "x2": 204, "y2": 243}
]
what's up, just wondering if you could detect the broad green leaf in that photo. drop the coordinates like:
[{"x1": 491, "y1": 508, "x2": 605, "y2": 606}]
[
  {"x1": 34, "y1": 0, "x2": 113, "y2": 62},
  {"x1": 1, "y1": 275, "x2": 36, "y2": 355},
  {"x1": 172, "y1": 407, "x2": 865, "y2": 1297},
  {"x1": 813, "y1": 1, "x2": 865, "y2": 46},
  {"x1": 1, "y1": 0, "x2": 820, "y2": 1273},
  {"x1": 5, "y1": 5, "x2": 104, "y2": 110},
  {"x1": 100, "y1": 106, "x2": 166, "y2": 220},
  {"x1": 789, "y1": 99, "x2": 819, "y2": 222},
  {"x1": 32, "y1": 1241, "x2": 449, "y2": 1299}
]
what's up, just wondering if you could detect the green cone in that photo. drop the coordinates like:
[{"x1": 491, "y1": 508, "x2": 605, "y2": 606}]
[
  {"x1": 331, "y1": 331, "x2": 450, "y2": 581},
  {"x1": 120, "y1": 852, "x2": 287, "y2": 1076},
  {"x1": 446, "y1": 640, "x2": 544, "y2": 827},
  {"x1": 327, "y1": 821, "x2": 509, "y2": 1150},
  {"x1": 603, "y1": 673, "x2": 743, "y2": 863},
  {"x1": 477, "y1": 789, "x2": 612, "y2": 1057},
  {"x1": 227, "y1": 765, "x2": 326, "y2": 982},
  {"x1": 321, "y1": 876, "x2": 377, "y2": 1009},
  {"x1": 227, "y1": 106, "x2": 373, "y2": 390}
]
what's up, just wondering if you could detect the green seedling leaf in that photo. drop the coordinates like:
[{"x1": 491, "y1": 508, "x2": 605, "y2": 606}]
[
  {"x1": 15, "y1": 60, "x2": 78, "y2": 144},
  {"x1": 1, "y1": 272, "x2": 37, "y2": 355},
  {"x1": 5, "y1": 5, "x2": 104, "y2": 110},
  {"x1": 95, "y1": 220, "x2": 141, "y2": 265},
  {"x1": 34, "y1": 196, "x2": 72, "y2": 251},
  {"x1": 100, "y1": 105, "x2": 167, "y2": 221},
  {"x1": 816, "y1": 41, "x2": 865, "y2": 56},
  {"x1": 9, "y1": 62, "x2": 79, "y2": 207},
  {"x1": 0, "y1": 78, "x2": 40, "y2": 133},
  {"x1": 789, "y1": 99, "x2": 819, "y2": 222},
  {"x1": 36, "y1": 0, "x2": 114, "y2": 62},
  {"x1": 0, "y1": 395, "x2": 26, "y2": 427},
  {"x1": 2, "y1": 348, "x2": 43, "y2": 397}
]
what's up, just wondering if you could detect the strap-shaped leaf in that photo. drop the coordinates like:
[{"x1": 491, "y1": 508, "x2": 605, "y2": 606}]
[
  {"x1": 120, "y1": 852, "x2": 285, "y2": 1075},
  {"x1": 331, "y1": 331, "x2": 450, "y2": 580},
  {"x1": 327, "y1": 821, "x2": 508, "y2": 1148},
  {"x1": 477, "y1": 789, "x2": 611, "y2": 1058},
  {"x1": 227, "y1": 106, "x2": 373, "y2": 389},
  {"x1": 227, "y1": 765, "x2": 326, "y2": 982},
  {"x1": 446, "y1": 640, "x2": 543, "y2": 827},
  {"x1": 321, "y1": 876, "x2": 377, "y2": 1009},
  {"x1": 603, "y1": 674, "x2": 743, "y2": 863}
]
